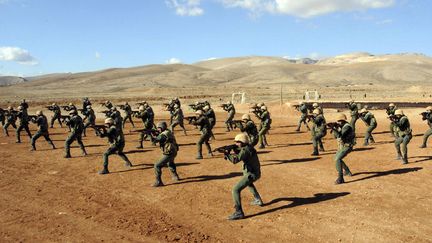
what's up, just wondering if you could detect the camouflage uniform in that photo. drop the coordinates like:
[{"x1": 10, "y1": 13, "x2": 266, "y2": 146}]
[
  {"x1": 333, "y1": 121, "x2": 355, "y2": 184},
  {"x1": 64, "y1": 114, "x2": 87, "y2": 158},
  {"x1": 257, "y1": 108, "x2": 271, "y2": 149},
  {"x1": 311, "y1": 113, "x2": 327, "y2": 155},
  {"x1": 420, "y1": 110, "x2": 432, "y2": 148},
  {"x1": 0, "y1": 109, "x2": 5, "y2": 126},
  {"x1": 204, "y1": 106, "x2": 216, "y2": 139},
  {"x1": 15, "y1": 109, "x2": 32, "y2": 143},
  {"x1": 224, "y1": 103, "x2": 236, "y2": 131},
  {"x1": 296, "y1": 103, "x2": 310, "y2": 131},
  {"x1": 3, "y1": 109, "x2": 17, "y2": 136},
  {"x1": 152, "y1": 127, "x2": 180, "y2": 186},
  {"x1": 238, "y1": 120, "x2": 258, "y2": 147},
  {"x1": 347, "y1": 101, "x2": 359, "y2": 132},
  {"x1": 386, "y1": 105, "x2": 397, "y2": 137},
  {"x1": 49, "y1": 104, "x2": 63, "y2": 128},
  {"x1": 135, "y1": 106, "x2": 154, "y2": 148},
  {"x1": 31, "y1": 114, "x2": 55, "y2": 150},
  {"x1": 394, "y1": 114, "x2": 412, "y2": 164},
  {"x1": 170, "y1": 106, "x2": 187, "y2": 135},
  {"x1": 122, "y1": 103, "x2": 135, "y2": 128},
  {"x1": 192, "y1": 114, "x2": 213, "y2": 159},
  {"x1": 360, "y1": 111, "x2": 377, "y2": 146},
  {"x1": 82, "y1": 107, "x2": 96, "y2": 136}
]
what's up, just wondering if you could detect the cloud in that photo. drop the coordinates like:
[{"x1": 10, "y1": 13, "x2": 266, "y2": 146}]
[
  {"x1": 0, "y1": 46, "x2": 38, "y2": 65},
  {"x1": 221, "y1": 0, "x2": 395, "y2": 18},
  {"x1": 166, "y1": 0, "x2": 204, "y2": 16},
  {"x1": 166, "y1": 57, "x2": 182, "y2": 64},
  {"x1": 95, "y1": 51, "x2": 101, "y2": 59}
]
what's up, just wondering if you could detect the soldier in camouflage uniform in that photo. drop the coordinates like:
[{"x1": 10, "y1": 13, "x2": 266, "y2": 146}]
[
  {"x1": 49, "y1": 103, "x2": 63, "y2": 128},
  {"x1": 310, "y1": 108, "x2": 327, "y2": 156},
  {"x1": 191, "y1": 110, "x2": 213, "y2": 159},
  {"x1": 223, "y1": 101, "x2": 236, "y2": 131},
  {"x1": 82, "y1": 105, "x2": 96, "y2": 137},
  {"x1": 203, "y1": 104, "x2": 216, "y2": 140},
  {"x1": 0, "y1": 108, "x2": 5, "y2": 126},
  {"x1": 3, "y1": 107, "x2": 17, "y2": 136},
  {"x1": 135, "y1": 104, "x2": 154, "y2": 149},
  {"x1": 103, "y1": 100, "x2": 113, "y2": 110},
  {"x1": 347, "y1": 100, "x2": 360, "y2": 132},
  {"x1": 151, "y1": 121, "x2": 180, "y2": 187},
  {"x1": 109, "y1": 106, "x2": 123, "y2": 133},
  {"x1": 30, "y1": 110, "x2": 56, "y2": 151},
  {"x1": 392, "y1": 109, "x2": 412, "y2": 164},
  {"x1": 359, "y1": 108, "x2": 377, "y2": 146},
  {"x1": 312, "y1": 102, "x2": 324, "y2": 114},
  {"x1": 386, "y1": 103, "x2": 397, "y2": 137},
  {"x1": 328, "y1": 113, "x2": 355, "y2": 184},
  {"x1": 82, "y1": 97, "x2": 92, "y2": 111},
  {"x1": 420, "y1": 106, "x2": 432, "y2": 148},
  {"x1": 97, "y1": 118, "x2": 133, "y2": 174},
  {"x1": 225, "y1": 133, "x2": 263, "y2": 220},
  {"x1": 64, "y1": 110, "x2": 87, "y2": 158},
  {"x1": 295, "y1": 102, "x2": 310, "y2": 132},
  {"x1": 170, "y1": 104, "x2": 187, "y2": 135},
  {"x1": 237, "y1": 114, "x2": 258, "y2": 147},
  {"x1": 64, "y1": 103, "x2": 78, "y2": 113},
  {"x1": 121, "y1": 102, "x2": 135, "y2": 128},
  {"x1": 15, "y1": 106, "x2": 32, "y2": 143},
  {"x1": 257, "y1": 106, "x2": 271, "y2": 149}
]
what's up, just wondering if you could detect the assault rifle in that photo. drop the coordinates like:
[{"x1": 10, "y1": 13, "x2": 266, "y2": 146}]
[
  {"x1": 91, "y1": 124, "x2": 108, "y2": 136},
  {"x1": 45, "y1": 105, "x2": 55, "y2": 111},
  {"x1": 420, "y1": 112, "x2": 429, "y2": 121},
  {"x1": 326, "y1": 122, "x2": 340, "y2": 133},
  {"x1": 60, "y1": 105, "x2": 70, "y2": 110},
  {"x1": 117, "y1": 104, "x2": 126, "y2": 110},
  {"x1": 184, "y1": 116, "x2": 197, "y2": 124},
  {"x1": 136, "y1": 101, "x2": 147, "y2": 107},
  {"x1": 305, "y1": 114, "x2": 315, "y2": 122},
  {"x1": 101, "y1": 110, "x2": 112, "y2": 117},
  {"x1": 130, "y1": 128, "x2": 160, "y2": 136},
  {"x1": 387, "y1": 115, "x2": 399, "y2": 122},
  {"x1": 231, "y1": 120, "x2": 244, "y2": 129},
  {"x1": 60, "y1": 115, "x2": 71, "y2": 122},
  {"x1": 28, "y1": 115, "x2": 38, "y2": 122},
  {"x1": 212, "y1": 144, "x2": 240, "y2": 160},
  {"x1": 131, "y1": 110, "x2": 140, "y2": 117},
  {"x1": 219, "y1": 103, "x2": 229, "y2": 110}
]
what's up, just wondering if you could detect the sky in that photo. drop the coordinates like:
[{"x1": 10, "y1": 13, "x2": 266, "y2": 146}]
[{"x1": 0, "y1": 0, "x2": 431, "y2": 77}]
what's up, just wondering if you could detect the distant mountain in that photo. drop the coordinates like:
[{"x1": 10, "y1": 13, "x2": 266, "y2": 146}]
[{"x1": 0, "y1": 76, "x2": 28, "y2": 86}]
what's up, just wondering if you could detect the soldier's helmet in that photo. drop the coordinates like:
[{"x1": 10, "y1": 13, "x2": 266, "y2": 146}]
[
  {"x1": 8, "y1": 106, "x2": 13, "y2": 110},
  {"x1": 139, "y1": 105, "x2": 145, "y2": 112},
  {"x1": 312, "y1": 108, "x2": 320, "y2": 115},
  {"x1": 143, "y1": 103, "x2": 149, "y2": 108},
  {"x1": 195, "y1": 101, "x2": 200, "y2": 105},
  {"x1": 299, "y1": 101, "x2": 305, "y2": 105},
  {"x1": 18, "y1": 106, "x2": 23, "y2": 111},
  {"x1": 234, "y1": 133, "x2": 249, "y2": 144},
  {"x1": 242, "y1": 114, "x2": 250, "y2": 120},
  {"x1": 156, "y1": 122, "x2": 167, "y2": 131},
  {"x1": 203, "y1": 105, "x2": 210, "y2": 111},
  {"x1": 349, "y1": 100, "x2": 354, "y2": 103},
  {"x1": 360, "y1": 108, "x2": 368, "y2": 113},
  {"x1": 395, "y1": 109, "x2": 404, "y2": 116},
  {"x1": 36, "y1": 110, "x2": 43, "y2": 116},
  {"x1": 104, "y1": 118, "x2": 114, "y2": 124},
  {"x1": 261, "y1": 106, "x2": 267, "y2": 111},
  {"x1": 69, "y1": 110, "x2": 78, "y2": 115},
  {"x1": 227, "y1": 101, "x2": 232, "y2": 105},
  {"x1": 86, "y1": 105, "x2": 92, "y2": 109},
  {"x1": 389, "y1": 103, "x2": 395, "y2": 107},
  {"x1": 195, "y1": 110, "x2": 203, "y2": 116},
  {"x1": 257, "y1": 102, "x2": 264, "y2": 107},
  {"x1": 52, "y1": 103, "x2": 56, "y2": 106},
  {"x1": 312, "y1": 103, "x2": 319, "y2": 108},
  {"x1": 426, "y1": 106, "x2": 432, "y2": 111},
  {"x1": 125, "y1": 102, "x2": 129, "y2": 105},
  {"x1": 69, "y1": 103, "x2": 73, "y2": 106},
  {"x1": 174, "y1": 104, "x2": 179, "y2": 109},
  {"x1": 337, "y1": 113, "x2": 347, "y2": 121},
  {"x1": 105, "y1": 100, "x2": 110, "y2": 104},
  {"x1": 111, "y1": 106, "x2": 117, "y2": 111}
]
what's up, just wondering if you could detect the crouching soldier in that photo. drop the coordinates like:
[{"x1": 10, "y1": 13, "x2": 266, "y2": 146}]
[
  {"x1": 225, "y1": 133, "x2": 263, "y2": 220},
  {"x1": 64, "y1": 110, "x2": 87, "y2": 158},
  {"x1": 151, "y1": 122, "x2": 180, "y2": 187},
  {"x1": 30, "y1": 110, "x2": 56, "y2": 151},
  {"x1": 97, "y1": 118, "x2": 133, "y2": 174}
]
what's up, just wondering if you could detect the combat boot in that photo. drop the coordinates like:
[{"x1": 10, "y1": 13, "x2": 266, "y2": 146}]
[
  {"x1": 136, "y1": 142, "x2": 143, "y2": 149},
  {"x1": 152, "y1": 178, "x2": 164, "y2": 187},
  {"x1": 419, "y1": 144, "x2": 426, "y2": 148},
  {"x1": 363, "y1": 141, "x2": 369, "y2": 146},
  {"x1": 51, "y1": 143, "x2": 56, "y2": 149},
  {"x1": 334, "y1": 176, "x2": 345, "y2": 185},
  {"x1": 196, "y1": 153, "x2": 203, "y2": 160},
  {"x1": 64, "y1": 152, "x2": 71, "y2": 158},
  {"x1": 98, "y1": 167, "x2": 110, "y2": 175},
  {"x1": 311, "y1": 148, "x2": 319, "y2": 156},
  {"x1": 250, "y1": 197, "x2": 264, "y2": 206},
  {"x1": 30, "y1": 144, "x2": 36, "y2": 151},
  {"x1": 228, "y1": 206, "x2": 244, "y2": 220},
  {"x1": 343, "y1": 170, "x2": 353, "y2": 177},
  {"x1": 396, "y1": 153, "x2": 402, "y2": 160},
  {"x1": 125, "y1": 161, "x2": 133, "y2": 167},
  {"x1": 171, "y1": 172, "x2": 180, "y2": 182},
  {"x1": 82, "y1": 149, "x2": 88, "y2": 156},
  {"x1": 402, "y1": 157, "x2": 408, "y2": 165}
]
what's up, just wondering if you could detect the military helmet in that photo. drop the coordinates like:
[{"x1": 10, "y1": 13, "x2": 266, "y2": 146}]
[
  {"x1": 360, "y1": 108, "x2": 368, "y2": 113},
  {"x1": 389, "y1": 103, "x2": 395, "y2": 107},
  {"x1": 299, "y1": 101, "x2": 305, "y2": 105},
  {"x1": 139, "y1": 105, "x2": 145, "y2": 112},
  {"x1": 426, "y1": 106, "x2": 432, "y2": 111},
  {"x1": 156, "y1": 121, "x2": 167, "y2": 130},
  {"x1": 195, "y1": 110, "x2": 203, "y2": 115},
  {"x1": 234, "y1": 133, "x2": 249, "y2": 144},
  {"x1": 52, "y1": 103, "x2": 56, "y2": 106},
  {"x1": 261, "y1": 106, "x2": 267, "y2": 111},
  {"x1": 105, "y1": 100, "x2": 110, "y2": 104},
  {"x1": 143, "y1": 103, "x2": 149, "y2": 108},
  {"x1": 349, "y1": 99, "x2": 354, "y2": 103},
  {"x1": 18, "y1": 106, "x2": 23, "y2": 111},
  {"x1": 395, "y1": 109, "x2": 404, "y2": 116},
  {"x1": 111, "y1": 106, "x2": 117, "y2": 111},
  {"x1": 203, "y1": 105, "x2": 210, "y2": 111},
  {"x1": 312, "y1": 108, "x2": 320, "y2": 115},
  {"x1": 257, "y1": 102, "x2": 264, "y2": 107},
  {"x1": 8, "y1": 106, "x2": 13, "y2": 110},
  {"x1": 69, "y1": 103, "x2": 73, "y2": 106},
  {"x1": 337, "y1": 113, "x2": 347, "y2": 121},
  {"x1": 125, "y1": 102, "x2": 129, "y2": 105},
  {"x1": 312, "y1": 103, "x2": 319, "y2": 108},
  {"x1": 104, "y1": 118, "x2": 114, "y2": 124},
  {"x1": 242, "y1": 114, "x2": 251, "y2": 120},
  {"x1": 174, "y1": 104, "x2": 179, "y2": 109},
  {"x1": 86, "y1": 105, "x2": 92, "y2": 109},
  {"x1": 36, "y1": 110, "x2": 43, "y2": 116},
  {"x1": 227, "y1": 101, "x2": 232, "y2": 105}
]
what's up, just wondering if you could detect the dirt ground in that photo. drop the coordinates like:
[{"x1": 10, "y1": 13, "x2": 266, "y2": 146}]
[{"x1": 1, "y1": 105, "x2": 431, "y2": 242}]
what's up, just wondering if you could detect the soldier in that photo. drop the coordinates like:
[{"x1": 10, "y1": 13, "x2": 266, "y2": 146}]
[
  {"x1": 310, "y1": 108, "x2": 327, "y2": 156},
  {"x1": 109, "y1": 106, "x2": 123, "y2": 133},
  {"x1": 3, "y1": 107, "x2": 17, "y2": 136},
  {"x1": 82, "y1": 97, "x2": 92, "y2": 111},
  {"x1": 97, "y1": 118, "x2": 133, "y2": 174},
  {"x1": 328, "y1": 113, "x2": 355, "y2": 184},
  {"x1": 135, "y1": 104, "x2": 154, "y2": 149},
  {"x1": 237, "y1": 114, "x2": 258, "y2": 147},
  {"x1": 223, "y1": 101, "x2": 236, "y2": 131},
  {"x1": 82, "y1": 105, "x2": 96, "y2": 137},
  {"x1": 49, "y1": 103, "x2": 63, "y2": 128},
  {"x1": 191, "y1": 110, "x2": 213, "y2": 159},
  {"x1": 103, "y1": 100, "x2": 113, "y2": 110},
  {"x1": 0, "y1": 108, "x2": 5, "y2": 126},
  {"x1": 170, "y1": 104, "x2": 187, "y2": 135},
  {"x1": 225, "y1": 133, "x2": 263, "y2": 220},
  {"x1": 15, "y1": 106, "x2": 32, "y2": 143},
  {"x1": 64, "y1": 103, "x2": 77, "y2": 113},
  {"x1": 312, "y1": 102, "x2": 324, "y2": 114},
  {"x1": 420, "y1": 106, "x2": 432, "y2": 148},
  {"x1": 347, "y1": 100, "x2": 360, "y2": 132},
  {"x1": 257, "y1": 106, "x2": 271, "y2": 149},
  {"x1": 203, "y1": 104, "x2": 216, "y2": 139},
  {"x1": 392, "y1": 109, "x2": 412, "y2": 164},
  {"x1": 295, "y1": 102, "x2": 311, "y2": 132},
  {"x1": 121, "y1": 102, "x2": 135, "y2": 128},
  {"x1": 386, "y1": 103, "x2": 397, "y2": 137},
  {"x1": 64, "y1": 110, "x2": 87, "y2": 158},
  {"x1": 151, "y1": 121, "x2": 180, "y2": 187},
  {"x1": 20, "y1": 99, "x2": 29, "y2": 110},
  {"x1": 30, "y1": 110, "x2": 56, "y2": 151},
  {"x1": 359, "y1": 108, "x2": 377, "y2": 146}
]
